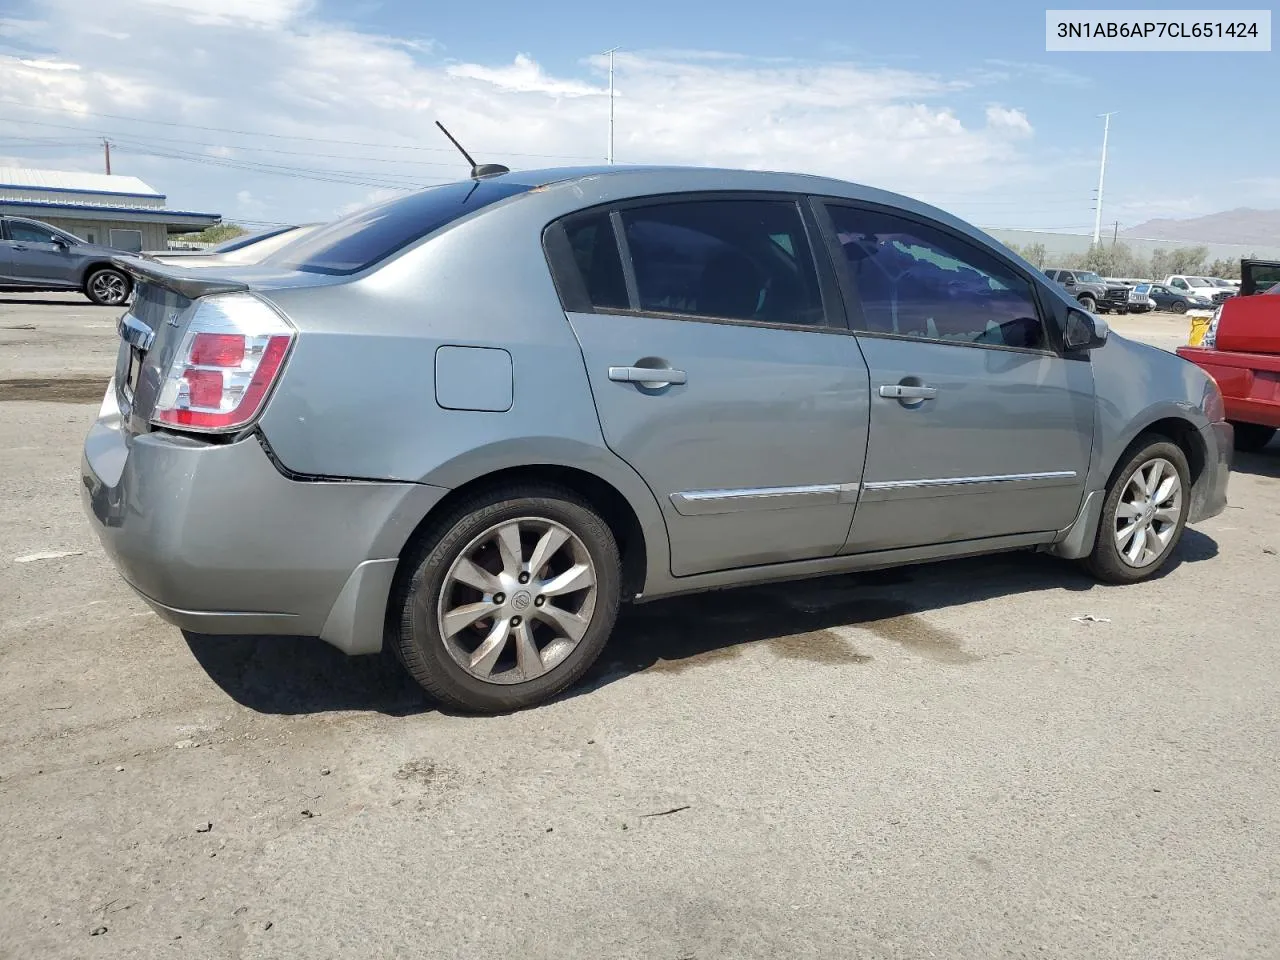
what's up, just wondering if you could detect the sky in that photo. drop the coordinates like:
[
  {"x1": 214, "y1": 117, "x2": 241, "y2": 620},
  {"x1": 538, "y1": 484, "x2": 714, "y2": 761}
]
[{"x1": 0, "y1": 0, "x2": 1274, "y2": 234}]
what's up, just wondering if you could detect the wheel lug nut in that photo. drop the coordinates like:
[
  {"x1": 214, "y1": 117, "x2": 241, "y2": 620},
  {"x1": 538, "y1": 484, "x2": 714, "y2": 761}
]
[
  {"x1": 511, "y1": 616, "x2": 522, "y2": 626},
  {"x1": 518, "y1": 572, "x2": 530, "y2": 584},
  {"x1": 534, "y1": 596, "x2": 545, "y2": 607},
  {"x1": 493, "y1": 593, "x2": 505, "y2": 604}
]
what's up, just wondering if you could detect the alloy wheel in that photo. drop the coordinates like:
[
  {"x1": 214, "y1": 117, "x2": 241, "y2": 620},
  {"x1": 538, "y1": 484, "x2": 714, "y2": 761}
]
[
  {"x1": 91, "y1": 272, "x2": 128, "y2": 305},
  {"x1": 1114, "y1": 457, "x2": 1182, "y2": 568},
  {"x1": 436, "y1": 517, "x2": 598, "y2": 685}
]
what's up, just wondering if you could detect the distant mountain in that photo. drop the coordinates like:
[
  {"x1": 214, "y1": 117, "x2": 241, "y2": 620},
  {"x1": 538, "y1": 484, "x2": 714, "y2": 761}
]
[{"x1": 1122, "y1": 208, "x2": 1280, "y2": 246}]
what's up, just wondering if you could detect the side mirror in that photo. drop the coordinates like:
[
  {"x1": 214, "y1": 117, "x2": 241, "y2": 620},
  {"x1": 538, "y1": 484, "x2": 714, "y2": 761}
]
[
  {"x1": 52, "y1": 235, "x2": 70, "y2": 249},
  {"x1": 1064, "y1": 308, "x2": 1109, "y2": 352}
]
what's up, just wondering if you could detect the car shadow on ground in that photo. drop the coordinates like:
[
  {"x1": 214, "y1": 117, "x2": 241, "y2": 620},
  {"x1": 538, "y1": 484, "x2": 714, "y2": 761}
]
[
  {"x1": 182, "y1": 529, "x2": 1218, "y2": 717},
  {"x1": 1232, "y1": 443, "x2": 1280, "y2": 479},
  {"x1": 0, "y1": 296, "x2": 102, "y2": 307}
]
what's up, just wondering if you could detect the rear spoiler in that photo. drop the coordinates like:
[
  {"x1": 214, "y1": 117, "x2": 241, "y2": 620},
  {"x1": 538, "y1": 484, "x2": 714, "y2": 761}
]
[{"x1": 111, "y1": 255, "x2": 249, "y2": 300}]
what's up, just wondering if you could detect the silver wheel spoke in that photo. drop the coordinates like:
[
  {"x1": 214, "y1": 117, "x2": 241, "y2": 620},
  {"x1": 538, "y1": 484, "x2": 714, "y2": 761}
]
[
  {"x1": 1116, "y1": 521, "x2": 1139, "y2": 550},
  {"x1": 469, "y1": 618, "x2": 511, "y2": 676},
  {"x1": 495, "y1": 522, "x2": 524, "y2": 578},
  {"x1": 1143, "y1": 461, "x2": 1163, "y2": 496},
  {"x1": 513, "y1": 620, "x2": 545, "y2": 679},
  {"x1": 1152, "y1": 476, "x2": 1177, "y2": 505},
  {"x1": 540, "y1": 562, "x2": 594, "y2": 597},
  {"x1": 452, "y1": 557, "x2": 500, "y2": 594},
  {"x1": 1153, "y1": 505, "x2": 1180, "y2": 524},
  {"x1": 1125, "y1": 524, "x2": 1148, "y2": 565},
  {"x1": 442, "y1": 601, "x2": 491, "y2": 638},
  {"x1": 527, "y1": 527, "x2": 570, "y2": 579},
  {"x1": 533, "y1": 601, "x2": 590, "y2": 641}
]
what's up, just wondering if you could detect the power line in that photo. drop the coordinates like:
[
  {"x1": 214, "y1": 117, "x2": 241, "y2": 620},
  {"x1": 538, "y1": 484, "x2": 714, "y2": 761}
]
[{"x1": 0, "y1": 98, "x2": 602, "y2": 161}]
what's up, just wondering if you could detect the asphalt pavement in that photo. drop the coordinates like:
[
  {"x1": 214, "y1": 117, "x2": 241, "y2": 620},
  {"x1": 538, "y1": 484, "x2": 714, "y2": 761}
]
[{"x1": 1, "y1": 293, "x2": 1276, "y2": 959}]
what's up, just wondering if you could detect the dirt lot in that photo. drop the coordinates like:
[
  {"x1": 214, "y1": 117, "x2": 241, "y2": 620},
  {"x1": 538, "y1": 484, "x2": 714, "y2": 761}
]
[{"x1": 1, "y1": 294, "x2": 1277, "y2": 959}]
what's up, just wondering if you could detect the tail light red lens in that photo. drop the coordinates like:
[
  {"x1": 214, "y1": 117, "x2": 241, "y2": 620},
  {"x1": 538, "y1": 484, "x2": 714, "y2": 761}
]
[{"x1": 152, "y1": 293, "x2": 295, "y2": 433}]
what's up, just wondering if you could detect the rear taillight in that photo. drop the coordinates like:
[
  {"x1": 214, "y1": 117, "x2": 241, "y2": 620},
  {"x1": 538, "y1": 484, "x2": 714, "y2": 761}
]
[{"x1": 152, "y1": 293, "x2": 294, "y2": 433}]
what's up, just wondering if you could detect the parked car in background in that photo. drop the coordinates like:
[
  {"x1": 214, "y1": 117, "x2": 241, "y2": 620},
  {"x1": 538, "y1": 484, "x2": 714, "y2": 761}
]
[
  {"x1": 1177, "y1": 281, "x2": 1280, "y2": 452},
  {"x1": 1043, "y1": 268, "x2": 1131, "y2": 313},
  {"x1": 1240, "y1": 259, "x2": 1280, "y2": 296},
  {"x1": 1208, "y1": 277, "x2": 1239, "y2": 295},
  {"x1": 1166, "y1": 275, "x2": 1232, "y2": 306},
  {"x1": 0, "y1": 215, "x2": 135, "y2": 305},
  {"x1": 1148, "y1": 282, "x2": 1214, "y2": 314},
  {"x1": 83, "y1": 165, "x2": 1232, "y2": 712},
  {"x1": 146, "y1": 224, "x2": 320, "y2": 268},
  {"x1": 1126, "y1": 282, "x2": 1157, "y2": 312}
]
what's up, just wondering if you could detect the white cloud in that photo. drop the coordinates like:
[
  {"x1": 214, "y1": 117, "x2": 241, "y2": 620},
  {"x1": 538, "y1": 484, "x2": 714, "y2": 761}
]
[
  {"x1": 0, "y1": 0, "x2": 1050, "y2": 224},
  {"x1": 984, "y1": 105, "x2": 1034, "y2": 137}
]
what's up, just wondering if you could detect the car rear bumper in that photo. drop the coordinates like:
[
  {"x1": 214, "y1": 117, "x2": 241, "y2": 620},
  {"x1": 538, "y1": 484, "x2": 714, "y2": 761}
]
[
  {"x1": 80, "y1": 383, "x2": 447, "y2": 653},
  {"x1": 1175, "y1": 347, "x2": 1280, "y2": 429}
]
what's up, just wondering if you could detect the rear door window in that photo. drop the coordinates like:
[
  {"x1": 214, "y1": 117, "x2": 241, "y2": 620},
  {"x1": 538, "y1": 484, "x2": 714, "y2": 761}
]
[
  {"x1": 268, "y1": 179, "x2": 532, "y2": 275},
  {"x1": 619, "y1": 199, "x2": 826, "y2": 327},
  {"x1": 823, "y1": 203, "x2": 1047, "y2": 351}
]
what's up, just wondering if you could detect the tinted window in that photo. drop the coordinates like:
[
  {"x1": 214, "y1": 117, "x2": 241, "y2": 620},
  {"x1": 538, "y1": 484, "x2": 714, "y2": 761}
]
[
  {"x1": 269, "y1": 179, "x2": 532, "y2": 275},
  {"x1": 826, "y1": 205, "x2": 1045, "y2": 350},
  {"x1": 620, "y1": 199, "x2": 825, "y2": 326},
  {"x1": 211, "y1": 225, "x2": 296, "y2": 253},
  {"x1": 559, "y1": 212, "x2": 628, "y2": 311},
  {"x1": 8, "y1": 221, "x2": 57, "y2": 244}
]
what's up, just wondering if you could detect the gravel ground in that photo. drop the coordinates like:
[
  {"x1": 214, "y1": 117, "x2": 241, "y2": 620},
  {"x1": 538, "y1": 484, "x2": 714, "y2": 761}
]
[{"x1": 1, "y1": 293, "x2": 1276, "y2": 959}]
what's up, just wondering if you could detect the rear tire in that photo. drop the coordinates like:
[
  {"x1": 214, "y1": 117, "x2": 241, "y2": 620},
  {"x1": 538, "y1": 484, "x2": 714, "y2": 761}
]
[
  {"x1": 1083, "y1": 437, "x2": 1190, "y2": 584},
  {"x1": 1232, "y1": 422, "x2": 1276, "y2": 453},
  {"x1": 1078, "y1": 295, "x2": 1097, "y2": 313},
  {"x1": 85, "y1": 268, "x2": 131, "y2": 306},
  {"x1": 395, "y1": 484, "x2": 621, "y2": 713}
]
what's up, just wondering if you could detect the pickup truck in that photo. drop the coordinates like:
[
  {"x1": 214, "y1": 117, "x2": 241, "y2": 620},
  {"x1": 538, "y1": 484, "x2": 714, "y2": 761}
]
[{"x1": 1176, "y1": 260, "x2": 1280, "y2": 451}]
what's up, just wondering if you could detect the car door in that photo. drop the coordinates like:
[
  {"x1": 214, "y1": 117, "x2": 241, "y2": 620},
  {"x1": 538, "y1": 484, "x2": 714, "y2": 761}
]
[
  {"x1": 815, "y1": 201, "x2": 1094, "y2": 553},
  {"x1": 547, "y1": 196, "x2": 871, "y2": 577},
  {"x1": 3, "y1": 219, "x2": 78, "y2": 288}
]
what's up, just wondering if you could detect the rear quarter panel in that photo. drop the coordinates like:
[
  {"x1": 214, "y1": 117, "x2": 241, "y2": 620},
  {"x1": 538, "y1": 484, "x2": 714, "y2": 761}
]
[{"x1": 254, "y1": 194, "x2": 672, "y2": 585}]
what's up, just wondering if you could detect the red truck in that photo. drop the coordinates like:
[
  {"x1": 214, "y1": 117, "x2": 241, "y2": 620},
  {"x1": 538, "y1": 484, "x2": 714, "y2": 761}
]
[{"x1": 1176, "y1": 259, "x2": 1280, "y2": 452}]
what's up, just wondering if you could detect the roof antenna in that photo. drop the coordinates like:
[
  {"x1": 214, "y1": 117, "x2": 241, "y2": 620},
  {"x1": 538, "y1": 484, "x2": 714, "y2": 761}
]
[{"x1": 435, "y1": 121, "x2": 510, "y2": 179}]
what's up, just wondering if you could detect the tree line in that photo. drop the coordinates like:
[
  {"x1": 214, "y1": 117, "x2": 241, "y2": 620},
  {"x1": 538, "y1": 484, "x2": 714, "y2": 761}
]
[{"x1": 1004, "y1": 240, "x2": 1241, "y2": 281}]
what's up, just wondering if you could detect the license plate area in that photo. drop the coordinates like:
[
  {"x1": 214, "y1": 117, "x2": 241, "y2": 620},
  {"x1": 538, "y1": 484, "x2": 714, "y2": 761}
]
[{"x1": 123, "y1": 347, "x2": 143, "y2": 402}]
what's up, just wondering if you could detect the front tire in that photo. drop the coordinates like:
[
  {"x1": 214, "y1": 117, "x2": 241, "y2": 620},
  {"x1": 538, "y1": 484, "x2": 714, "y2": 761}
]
[
  {"x1": 1232, "y1": 422, "x2": 1276, "y2": 453},
  {"x1": 1078, "y1": 295, "x2": 1097, "y2": 313},
  {"x1": 85, "y1": 268, "x2": 131, "y2": 306},
  {"x1": 1083, "y1": 437, "x2": 1190, "y2": 584},
  {"x1": 1171, "y1": 301, "x2": 1188, "y2": 315},
  {"x1": 395, "y1": 485, "x2": 621, "y2": 713}
]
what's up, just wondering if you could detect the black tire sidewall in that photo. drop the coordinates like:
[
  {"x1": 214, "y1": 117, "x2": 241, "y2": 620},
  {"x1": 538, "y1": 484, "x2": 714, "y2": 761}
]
[
  {"x1": 1172, "y1": 301, "x2": 1188, "y2": 314},
  {"x1": 398, "y1": 489, "x2": 621, "y2": 712},
  {"x1": 85, "y1": 268, "x2": 130, "y2": 306},
  {"x1": 1087, "y1": 439, "x2": 1191, "y2": 583},
  {"x1": 1078, "y1": 296, "x2": 1097, "y2": 312}
]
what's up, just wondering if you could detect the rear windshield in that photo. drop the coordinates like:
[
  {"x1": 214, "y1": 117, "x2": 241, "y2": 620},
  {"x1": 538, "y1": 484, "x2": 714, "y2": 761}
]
[
  {"x1": 211, "y1": 225, "x2": 297, "y2": 253},
  {"x1": 267, "y1": 179, "x2": 532, "y2": 275}
]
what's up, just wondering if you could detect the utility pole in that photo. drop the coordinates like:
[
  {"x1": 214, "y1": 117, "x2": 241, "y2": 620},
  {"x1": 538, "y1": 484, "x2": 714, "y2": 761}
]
[
  {"x1": 1112, "y1": 220, "x2": 1120, "y2": 247},
  {"x1": 1092, "y1": 112, "x2": 1116, "y2": 245},
  {"x1": 102, "y1": 137, "x2": 112, "y2": 175},
  {"x1": 604, "y1": 46, "x2": 619, "y2": 164}
]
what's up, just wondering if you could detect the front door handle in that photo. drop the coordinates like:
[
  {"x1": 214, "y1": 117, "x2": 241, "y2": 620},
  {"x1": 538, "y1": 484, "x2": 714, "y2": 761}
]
[
  {"x1": 608, "y1": 365, "x2": 687, "y2": 387},
  {"x1": 879, "y1": 384, "x2": 937, "y2": 400}
]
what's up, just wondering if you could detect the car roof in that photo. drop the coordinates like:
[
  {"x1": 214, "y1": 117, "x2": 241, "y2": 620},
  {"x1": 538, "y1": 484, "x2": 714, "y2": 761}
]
[{"x1": 485, "y1": 164, "x2": 1006, "y2": 250}]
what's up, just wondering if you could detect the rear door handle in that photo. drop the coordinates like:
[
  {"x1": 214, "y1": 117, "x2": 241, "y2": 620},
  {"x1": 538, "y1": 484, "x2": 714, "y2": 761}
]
[
  {"x1": 608, "y1": 365, "x2": 687, "y2": 386},
  {"x1": 879, "y1": 384, "x2": 937, "y2": 400}
]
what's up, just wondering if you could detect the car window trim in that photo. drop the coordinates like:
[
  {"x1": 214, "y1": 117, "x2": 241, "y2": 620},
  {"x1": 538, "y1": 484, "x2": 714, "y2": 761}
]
[
  {"x1": 548, "y1": 191, "x2": 843, "y2": 333},
  {"x1": 808, "y1": 196, "x2": 1064, "y2": 358}
]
